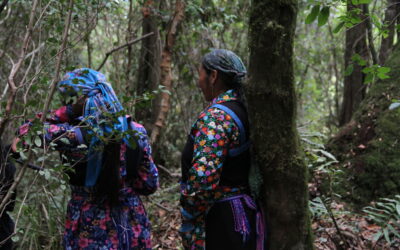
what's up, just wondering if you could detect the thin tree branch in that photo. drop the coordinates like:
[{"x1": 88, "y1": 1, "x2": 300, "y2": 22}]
[
  {"x1": 157, "y1": 164, "x2": 180, "y2": 178},
  {"x1": 0, "y1": 0, "x2": 73, "y2": 220},
  {"x1": 96, "y1": 32, "x2": 154, "y2": 71},
  {"x1": 41, "y1": 0, "x2": 74, "y2": 121},
  {"x1": 0, "y1": 0, "x2": 39, "y2": 138}
]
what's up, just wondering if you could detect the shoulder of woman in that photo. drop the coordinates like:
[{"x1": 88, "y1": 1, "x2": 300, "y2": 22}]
[{"x1": 192, "y1": 107, "x2": 235, "y2": 132}]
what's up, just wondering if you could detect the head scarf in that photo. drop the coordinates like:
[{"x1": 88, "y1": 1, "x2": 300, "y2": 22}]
[
  {"x1": 57, "y1": 68, "x2": 124, "y2": 187},
  {"x1": 202, "y1": 49, "x2": 247, "y2": 87}
]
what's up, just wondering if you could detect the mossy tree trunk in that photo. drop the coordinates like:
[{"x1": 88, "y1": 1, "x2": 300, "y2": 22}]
[
  {"x1": 379, "y1": 0, "x2": 400, "y2": 65},
  {"x1": 246, "y1": 0, "x2": 313, "y2": 249}
]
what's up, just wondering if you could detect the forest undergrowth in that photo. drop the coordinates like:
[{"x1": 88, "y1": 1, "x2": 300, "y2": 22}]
[
  {"x1": 144, "y1": 171, "x2": 400, "y2": 250},
  {"x1": 149, "y1": 128, "x2": 400, "y2": 250}
]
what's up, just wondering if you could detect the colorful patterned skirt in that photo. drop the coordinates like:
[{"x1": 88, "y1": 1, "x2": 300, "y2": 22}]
[{"x1": 63, "y1": 186, "x2": 152, "y2": 250}]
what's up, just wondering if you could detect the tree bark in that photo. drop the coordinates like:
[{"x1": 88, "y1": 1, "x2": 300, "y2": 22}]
[
  {"x1": 379, "y1": 0, "x2": 400, "y2": 65},
  {"x1": 339, "y1": 3, "x2": 368, "y2": 126},
  {"x1": 135, "y1": 0, "x2": 162, "y2": 127},
  {"x1": 247, "y1": 0, "x2": 313, "y2": 249},
  {"x1": 85, "y1": 0, "x2": 92, "y2": 68},
  {"x1": 150, "y1": 0, "x2": 185, "y2": 145},
  {"x1": 364, "y1": 4, "x2": 378, "y2": 65},
  {"x1": 125, "y1": 0, "x2": 135, "y2": 93}
]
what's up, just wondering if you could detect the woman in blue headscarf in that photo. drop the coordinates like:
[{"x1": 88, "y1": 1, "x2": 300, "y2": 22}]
[
  {"x1": 15, "y1": 68, "x2": 158, "y2": 249},
  {"x1": 180, "y1": 50, "x2": 265, "y2": 250}
]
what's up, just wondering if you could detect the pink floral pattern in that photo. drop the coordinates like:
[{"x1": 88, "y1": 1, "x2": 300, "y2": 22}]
[{"x1": 19, "y1": 107, "x2": 158, "y2": 249}]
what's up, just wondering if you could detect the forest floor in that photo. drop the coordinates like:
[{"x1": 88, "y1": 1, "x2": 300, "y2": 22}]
[
  {"x1": 144, "y1": 174, "x2": 400, "y2": 250},
  {"x1": 312, "y1": 200, "x2": 400, "y2": 249}
]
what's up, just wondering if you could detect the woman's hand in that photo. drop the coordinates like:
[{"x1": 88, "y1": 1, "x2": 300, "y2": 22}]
[{"x1": 11, "y1": 138, "x2": 20, "y2": 153}]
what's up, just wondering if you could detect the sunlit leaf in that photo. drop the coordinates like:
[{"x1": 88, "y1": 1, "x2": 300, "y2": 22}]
[
  {"x1": 333, "y1": 21, "x2": 345, "y2": 33},
  {"x1": 305, "y1": 5, "x2": 320, "y2": 24},
  {"x1": 318, "y1": 7, "x2": 330, "y2": 27},
  {"x1": 389, "y1": 102, "x2": 400, "y2": 110}
]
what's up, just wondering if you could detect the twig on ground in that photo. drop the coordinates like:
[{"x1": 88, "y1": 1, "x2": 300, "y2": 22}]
[{"x1": 157, "y1": 164, "x2": 181, "y2": 178}]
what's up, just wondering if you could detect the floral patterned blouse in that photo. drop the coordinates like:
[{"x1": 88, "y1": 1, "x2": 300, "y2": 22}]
[
  {"x1": 18, "y1": 106, "x2": 159, "y2": 249},
  {"x1": 180, "y1": 89, "x2": 248, "y2": 249}
]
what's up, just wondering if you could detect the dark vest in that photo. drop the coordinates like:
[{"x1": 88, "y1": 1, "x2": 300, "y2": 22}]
[
  {"x1": 65, "y1": 116, "x2": 144, "y2": 186},
  {"x1": 181, "y1": 101, "x2": 251, "y2": 188}
]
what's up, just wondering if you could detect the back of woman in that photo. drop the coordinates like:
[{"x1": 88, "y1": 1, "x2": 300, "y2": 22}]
[{"x1": 16, "y1": 68, "x2": 158, "y2": 250}]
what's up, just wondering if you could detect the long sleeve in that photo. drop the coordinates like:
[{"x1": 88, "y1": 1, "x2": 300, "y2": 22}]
[
  {"x1": 129, "y1": 121, "x2": 159, "y2": 196},
  {"x1": 18, "y1": 120, "x2": 86, "y2": 152},
  {"x1": 30, "y1": 105, "x2": 75, "y2": 124},
  {"x1": 180, "y1": 108, "x2": 240, "y2": 249}
]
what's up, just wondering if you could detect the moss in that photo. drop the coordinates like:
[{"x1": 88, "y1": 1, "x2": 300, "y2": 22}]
[{"x1": 330, "y1": 44, "x2": 400, "y2": 206}]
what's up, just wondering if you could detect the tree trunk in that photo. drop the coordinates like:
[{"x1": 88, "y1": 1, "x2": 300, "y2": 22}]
[
  {"x1": 339, "y1": 3, "x2": 368, "y2": 126},
  {"x1": 135, "y1": 0, "x2": 161, "y2": 127},
  {"x1": 150, "y1": 0, "x2": 185, "y2": 145},
  {"x1": 0, "y1": 0, "x2": 9, "y2": 15},
  {"x1": 246, "y1": 0, "x2": 313, "y2": 249},
  {"x1": 125, "y1": 0, "x2": 134, "y2": 94},
  {"x1": 379, "y1": 0, "x2": 399, "y2": 65}
]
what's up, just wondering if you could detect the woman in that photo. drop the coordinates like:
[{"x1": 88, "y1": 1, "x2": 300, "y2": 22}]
[
  {"x1": 15, "y1": 68, "x2": 158, "y2": 249},
  {"x1": 180, "y1": 49, "x2": 265, "y2": 250},
  {"x1": 0, "y1": 144, "x2": 16, "y2": 250}
]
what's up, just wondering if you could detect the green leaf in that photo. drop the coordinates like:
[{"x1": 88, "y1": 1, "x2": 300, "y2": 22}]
[
  {"x1": 318, "y1": 7, "x2": 330, "y2": 27},
  {"x1": 47, "y1": 37, "x2": 58, "y2": 44},
  {"x1": 383, "y1": 228, "x2": 391, "y2": 244},
  {"x1": 333, "y1": 22, "x2": 345, "y2": 33},
  {"x1": 389, "y1": 102, "x2": 400, "y2": 110},
  {"x1": 364, "y1": 73, "x2": 374, "y2": 83},
  {"x1": 305, "y1": 5, "x2": 320, "y2": 24},
  {"x1": 34, "y1": 137, "x2": 42, "y2": 147},
  {"x1": 59, "y1": 138, "x2": 70, "y2": 144},
  {"x1": 362, "y1": 67, "x2": 373, "y2": 74},
  {"x1": 387, "y1": 224, "x2": 400, "y2": 239},
  {"x1": 345, "y1": 64, "x2": 354, "y2": 76},
  {"x1": 77, "y1": 144, "x2": 87, "y2": 149},
  {"x1": 20, "y1": 151, "x2": 27, "y2": 161},
  {"x1": 317, "y1": 149, "x2": 338, "y2": 162},
  {"x1": 373, "y1": 230, "x2": 383, "y2": 242},
  {"x1": 352, "y1": 0, "x2": 372, "y2": 5},
  {"x1": 377, "y1": 72, "x2": 390, "y2": 80},
  {"x1": 378, "y1": 67, "x2": 391, "y2": 74}
]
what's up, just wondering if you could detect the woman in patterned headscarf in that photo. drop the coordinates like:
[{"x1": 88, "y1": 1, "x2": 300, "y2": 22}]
[
  {"x1": 14, "y1": 68, "x2": 158, "y2": 249},
  {"x1": 180, "y1": 49, "x2": 265, "y2": 250}
]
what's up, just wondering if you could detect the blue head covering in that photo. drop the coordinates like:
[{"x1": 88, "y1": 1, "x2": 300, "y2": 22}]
[
  {"x1": 58, "y1": 68, "x2": 125, "y2": 187},
  {"x1": 202, "y1": 49, "x2": 247, "y2": 86}
]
